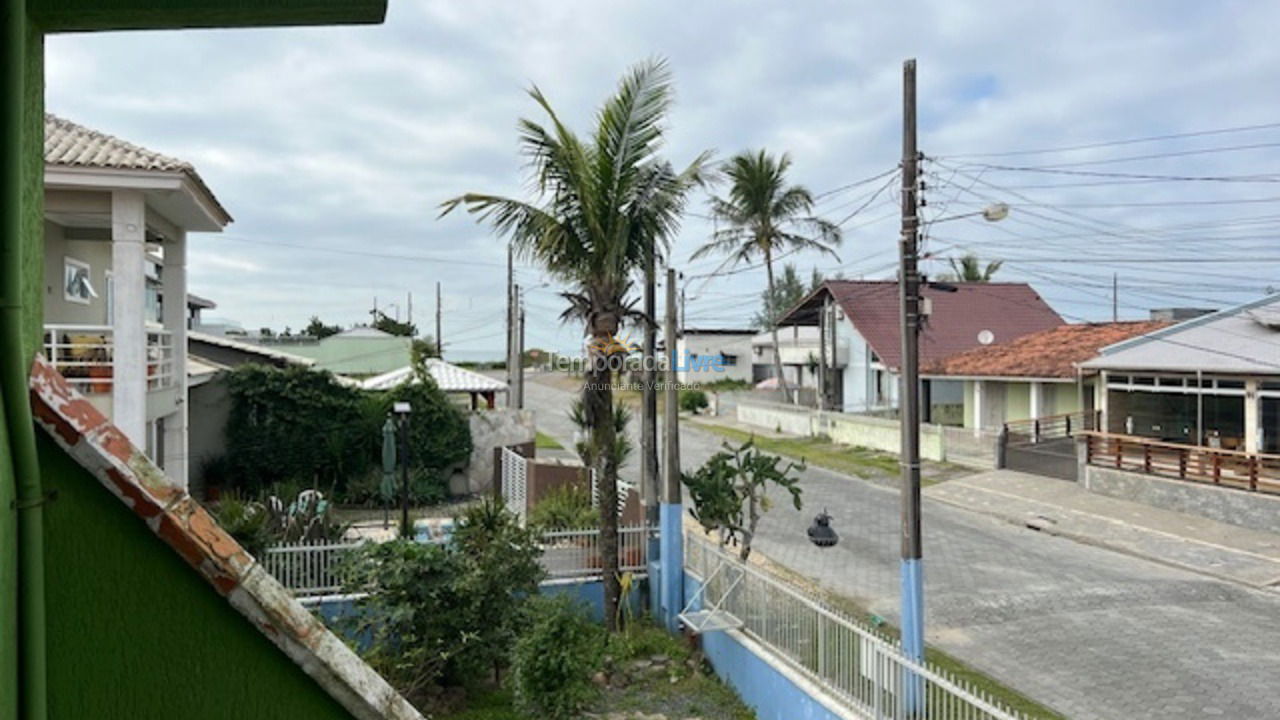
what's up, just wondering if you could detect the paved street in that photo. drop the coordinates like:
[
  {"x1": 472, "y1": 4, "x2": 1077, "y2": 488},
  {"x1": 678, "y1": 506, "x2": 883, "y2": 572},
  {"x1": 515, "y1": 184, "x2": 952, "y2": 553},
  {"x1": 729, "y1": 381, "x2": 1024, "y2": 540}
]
[{"x1": 524, "y1": 373, "x2": 1280, "y2": 720}]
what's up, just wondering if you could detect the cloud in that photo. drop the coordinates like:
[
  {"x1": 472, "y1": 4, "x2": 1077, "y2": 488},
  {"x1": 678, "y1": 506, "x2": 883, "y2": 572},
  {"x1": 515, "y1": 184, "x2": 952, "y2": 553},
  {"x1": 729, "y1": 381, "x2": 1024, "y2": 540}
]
[{"x1": 44, "y1": 0, "x2": 1280, "y2": 357}]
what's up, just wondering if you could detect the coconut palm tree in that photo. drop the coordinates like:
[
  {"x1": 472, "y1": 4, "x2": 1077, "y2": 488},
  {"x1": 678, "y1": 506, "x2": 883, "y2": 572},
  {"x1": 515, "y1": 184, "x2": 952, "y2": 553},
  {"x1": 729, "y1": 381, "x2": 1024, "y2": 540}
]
[
  {"x1": 944, "y1": 253, "x2": 1003, "y2": 282},
  {"x1": 441, "y1": 58, "x2": 710, "y2": 630},
  {"x1": 693, "y1": 151, "x2": 841, "y2": 400}
]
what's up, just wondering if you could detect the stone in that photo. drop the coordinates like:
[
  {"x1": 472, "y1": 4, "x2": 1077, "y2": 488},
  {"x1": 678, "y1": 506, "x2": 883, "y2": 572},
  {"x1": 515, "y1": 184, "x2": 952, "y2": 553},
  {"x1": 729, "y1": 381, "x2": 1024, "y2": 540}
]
[{"x1": 591, "y1": 671, "x2": 608, "y2": 687}]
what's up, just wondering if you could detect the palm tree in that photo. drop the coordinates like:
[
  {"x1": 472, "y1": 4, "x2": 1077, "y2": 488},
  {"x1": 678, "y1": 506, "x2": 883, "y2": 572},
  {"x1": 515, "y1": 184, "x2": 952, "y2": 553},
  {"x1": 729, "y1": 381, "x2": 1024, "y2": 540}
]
[
  {"x1": 441, "y1": 59, "x2": 710, "y2": 630},
  {"x1": 944, "y1": 253, "x2": 1002, "y2": 282},
  {"x1": 694, "y1": 150, "x2": 841, "y2": 400}
]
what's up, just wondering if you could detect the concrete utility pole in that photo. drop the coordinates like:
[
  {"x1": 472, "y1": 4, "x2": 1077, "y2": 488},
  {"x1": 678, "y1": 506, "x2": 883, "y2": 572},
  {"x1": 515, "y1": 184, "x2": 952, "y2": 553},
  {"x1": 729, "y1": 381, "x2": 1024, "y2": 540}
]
[
  {"x1": 517, "y1": 300, "x2": 526, "y2": 409},
  {"x1": 642, "y1": 247, "x2": 659, "y2": 546},
  {"x1": 435, "y1": 281, "x2": 442, "y2": 360},
  {"x1": 660, "y1": 266, "x2": 683, "y2": 630},
  {"x1": 506, "y1": 244, "x2": 513, "y2": 392},
  {"x1": 898, "y1": 58, "x2": 926, "y2": 673}
]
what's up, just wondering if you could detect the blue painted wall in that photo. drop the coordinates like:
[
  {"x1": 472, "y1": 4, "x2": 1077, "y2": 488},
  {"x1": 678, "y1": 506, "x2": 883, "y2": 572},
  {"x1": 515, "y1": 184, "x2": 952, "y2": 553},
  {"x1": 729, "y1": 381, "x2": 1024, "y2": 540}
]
[{"x1": 684, "y1": 574, "x2": 848, "y2": 720}]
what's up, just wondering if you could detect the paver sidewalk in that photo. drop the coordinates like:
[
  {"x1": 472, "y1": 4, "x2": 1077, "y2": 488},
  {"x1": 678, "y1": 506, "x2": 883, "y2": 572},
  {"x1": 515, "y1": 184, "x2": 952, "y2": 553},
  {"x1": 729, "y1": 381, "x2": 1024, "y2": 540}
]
[{"x1": 928, "y1": 470, "x2": 1280, "y2": 588}]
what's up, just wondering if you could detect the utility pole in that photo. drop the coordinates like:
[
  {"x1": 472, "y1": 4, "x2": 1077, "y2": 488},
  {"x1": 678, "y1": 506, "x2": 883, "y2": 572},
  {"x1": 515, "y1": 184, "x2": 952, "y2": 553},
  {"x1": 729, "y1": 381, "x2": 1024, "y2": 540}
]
[
  {"x1": 436, "y1": 281, "x2": 443, "y2": 359},
  {"x1": 898, "y1": 58, "x2": 926, "y2": 677},
  {"x1": 1112, "y1": 273, "x2": 1118, "y2": 322},
  {"x1": 660, "y1": 266, "x2": 683, "y2": 630},
  {"x1": 641, "y1": 246, "x2": 659, "y2": 547},
  {"x1": 517, "y1": 298, "x2": 526, "y2": 409},
  {"x1": 407, "y1": 291, "x2": 413, "y2": 327},
  {"x1": 506, "y1": 244, "x2": 514, "y2": 391}
]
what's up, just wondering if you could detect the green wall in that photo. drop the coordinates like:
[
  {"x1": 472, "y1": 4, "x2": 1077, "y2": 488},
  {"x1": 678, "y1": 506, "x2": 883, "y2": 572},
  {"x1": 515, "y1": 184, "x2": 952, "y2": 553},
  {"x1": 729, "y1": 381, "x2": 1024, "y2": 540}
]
[
  {"x1": 1004, "y1": 383, "x2": 1031, "y2": 423},
  {"x1": 38, "y1": 434, "x2": 355, "y2": 719}
]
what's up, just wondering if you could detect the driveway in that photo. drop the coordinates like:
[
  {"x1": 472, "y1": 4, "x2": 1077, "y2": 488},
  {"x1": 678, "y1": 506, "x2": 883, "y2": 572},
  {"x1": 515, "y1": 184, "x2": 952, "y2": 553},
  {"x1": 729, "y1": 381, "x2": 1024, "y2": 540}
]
[{"x1": 524, "y1": 373, "x2": 1280, "y2": 720}]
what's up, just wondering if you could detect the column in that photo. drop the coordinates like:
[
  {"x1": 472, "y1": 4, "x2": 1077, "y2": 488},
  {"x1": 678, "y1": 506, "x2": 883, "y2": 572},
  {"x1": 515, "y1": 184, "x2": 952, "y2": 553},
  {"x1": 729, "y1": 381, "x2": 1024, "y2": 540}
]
[
  {"x1": 1029, "y1": 381, "x2": 1042, "y2": 421},
  {"x1": 1098, "y1": 371, "x2": 1109, "y2": 433},
  {"x1": 1245, "y1": 379, "x2": 1260, "y2": 454},
  {"x1": 111, "y1": 190, "x2": 147, "y2": 446},
  {"x1": 162, "y1": 230, "x2": 188, "y2": 489},
  {"x1": 972, "y1": 379, "x2": 984, "y2": 436}
]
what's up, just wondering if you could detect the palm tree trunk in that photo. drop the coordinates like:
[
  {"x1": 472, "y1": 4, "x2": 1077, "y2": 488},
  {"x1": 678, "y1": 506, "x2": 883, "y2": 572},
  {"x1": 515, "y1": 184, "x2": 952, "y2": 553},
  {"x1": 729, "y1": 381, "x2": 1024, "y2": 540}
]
[
  {"x1": 765, "y1": 249, "x2": 792, "y2": 403},
  {"x1": 585, "y1": 335, "x2": 621, "y2": 631}
]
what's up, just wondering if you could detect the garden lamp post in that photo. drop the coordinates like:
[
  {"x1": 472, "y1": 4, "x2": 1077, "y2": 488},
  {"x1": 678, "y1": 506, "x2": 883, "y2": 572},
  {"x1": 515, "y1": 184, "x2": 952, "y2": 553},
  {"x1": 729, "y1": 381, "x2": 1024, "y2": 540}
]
[
  {"x1": 393, "y1": 401, "x2": 412, "y2": 538},
  {"x1": 381, "y1": 416, "x2": 397, "y2": 530}
]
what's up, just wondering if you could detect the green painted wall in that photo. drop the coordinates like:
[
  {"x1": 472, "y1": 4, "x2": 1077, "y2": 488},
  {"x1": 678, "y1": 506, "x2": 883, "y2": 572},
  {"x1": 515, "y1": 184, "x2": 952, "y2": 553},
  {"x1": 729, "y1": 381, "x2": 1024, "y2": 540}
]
[
  {"x1": 1052, "y1": 383, "x2": 1081, "y2": 415},
  {"x1": 1004, "y1": 383, "x2": 1031, "y2": 423},
  {"x1": 38, "y1": 434, "x2": 355, "y2": 719}
]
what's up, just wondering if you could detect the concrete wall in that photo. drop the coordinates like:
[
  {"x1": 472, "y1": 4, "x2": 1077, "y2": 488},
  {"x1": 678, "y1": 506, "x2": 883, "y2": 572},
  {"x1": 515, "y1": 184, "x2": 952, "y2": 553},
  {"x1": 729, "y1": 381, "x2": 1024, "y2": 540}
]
[
  {"x1": 1084, "y1": 464, "x2": 1280, "y2": 533},
  {"x1": 42, "y1": 220, "x2": 112, "y2": 326},
  {"x1": 188, "y1": 375, "x2": 231, "y2": 499},
  {"x1": 736, "y1": 399, "x2": 997, "y2": 468},
  {"x1": 458, "y1": 408, "x2": 535, "y2": 495},
  {"x1": 684, "y1": 574, "x2": 857, "y2": 720},
  {"x1": 677, "y1": 333, "x2": 754, "y2": 383}
]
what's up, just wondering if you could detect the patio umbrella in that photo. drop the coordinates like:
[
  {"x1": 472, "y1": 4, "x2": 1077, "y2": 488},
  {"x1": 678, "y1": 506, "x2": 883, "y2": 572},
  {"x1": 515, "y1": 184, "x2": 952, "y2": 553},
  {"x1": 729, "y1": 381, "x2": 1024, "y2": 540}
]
[{"x1": 381, "y1": 416, "x2": 397, "y2": 527}]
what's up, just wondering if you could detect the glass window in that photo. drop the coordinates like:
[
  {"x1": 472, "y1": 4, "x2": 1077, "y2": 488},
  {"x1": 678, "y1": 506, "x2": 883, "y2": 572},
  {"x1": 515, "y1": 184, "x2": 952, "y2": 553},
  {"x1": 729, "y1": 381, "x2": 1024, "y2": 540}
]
[
  {"x1": 1216, "y1": 379, "x2": 1245, "y2": 390},
  {"x1": 63, "y1": 257, "x2": 96, "y2": 305},
  {"x1": 1133, "y1": 376, "x2": 1155, "y2": 386}
]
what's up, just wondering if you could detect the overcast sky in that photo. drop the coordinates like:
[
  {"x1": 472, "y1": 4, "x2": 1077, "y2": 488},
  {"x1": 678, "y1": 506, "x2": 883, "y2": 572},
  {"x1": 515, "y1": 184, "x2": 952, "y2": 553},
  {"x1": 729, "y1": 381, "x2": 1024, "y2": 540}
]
[{"x1": 46, "y1": 1, "x2": 1280, "y2": 359}]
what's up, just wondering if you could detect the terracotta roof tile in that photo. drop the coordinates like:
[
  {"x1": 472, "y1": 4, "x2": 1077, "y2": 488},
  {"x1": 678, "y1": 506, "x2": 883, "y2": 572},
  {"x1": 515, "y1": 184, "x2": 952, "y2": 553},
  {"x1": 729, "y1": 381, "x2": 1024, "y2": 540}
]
[
  {"x1": 926, "y1": 321, "x2": 1170, "y2": 378},
  {"x1": 792, "y1": 281, "x2": 1065, "y2": 370}
]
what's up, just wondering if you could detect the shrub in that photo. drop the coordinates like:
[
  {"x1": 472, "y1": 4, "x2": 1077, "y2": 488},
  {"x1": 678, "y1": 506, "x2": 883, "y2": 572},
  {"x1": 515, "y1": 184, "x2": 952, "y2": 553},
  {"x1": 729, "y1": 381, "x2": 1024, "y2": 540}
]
[
  {"x1": 211, "y1": 488, "x2": 348, "y2": 556},
  {"x1": 511, "y1": 596, "x2": 604, "y2": 720},
  {"x1": 680, "y1": 389, "x2": 709, "y2": 414},
  {"x1": 683, "y1": 438, "x2": 803, "y2": 560},
  {"x1": 529, "y1": 483, "x2": 597, "y2": 529}
]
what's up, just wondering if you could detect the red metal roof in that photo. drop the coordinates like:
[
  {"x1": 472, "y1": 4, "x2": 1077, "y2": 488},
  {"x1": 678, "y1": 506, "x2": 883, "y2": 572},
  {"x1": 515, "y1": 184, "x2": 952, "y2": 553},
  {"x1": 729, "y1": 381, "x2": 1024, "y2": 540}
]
[
  {"x1": 926, "y1": 321, "x2": 1170, "y2": 378},
  {"x1": 789, "y1": 280, "x2": 1065, "y2": 370}
]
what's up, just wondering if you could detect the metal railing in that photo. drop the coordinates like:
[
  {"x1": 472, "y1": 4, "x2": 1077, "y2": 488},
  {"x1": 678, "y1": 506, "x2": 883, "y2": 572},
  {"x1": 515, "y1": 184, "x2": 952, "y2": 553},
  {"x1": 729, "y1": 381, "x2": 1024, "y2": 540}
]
[
  {"x1": 540, "y1": 524, "x2": 652, "y2": 580},
  {"x1": 1084, "y1": 431, "x2": 1280, "y2": 494},
  {"x1": 1003, "y1": 409, "x2": 1099, "y2": 444},
  {"x1": 685, "y1": 533, "x2": 1029, "y2": 720},
  {"x1": 42, "y1": 323, "x2": 177, "y2": 393},
  {"x1": 261, "y1": 540, "x2": 361, "y2": 597}
]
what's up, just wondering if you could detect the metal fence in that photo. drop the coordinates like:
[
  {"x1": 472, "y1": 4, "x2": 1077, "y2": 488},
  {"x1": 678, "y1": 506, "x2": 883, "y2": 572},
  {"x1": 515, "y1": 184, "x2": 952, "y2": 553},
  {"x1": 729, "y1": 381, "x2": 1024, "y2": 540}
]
[
  {"x1": 500, "y1": 446, "x2": 529, "y2": 524},
  {"x1": 685, "y1": 533, "x2": 1029, "y2": 720},
  {"x1": 539, "y1": 524, "x2": 652, "y2": 580},
  {"x1": 261, "y1": 540, "x2": 361, "y2": 597}
]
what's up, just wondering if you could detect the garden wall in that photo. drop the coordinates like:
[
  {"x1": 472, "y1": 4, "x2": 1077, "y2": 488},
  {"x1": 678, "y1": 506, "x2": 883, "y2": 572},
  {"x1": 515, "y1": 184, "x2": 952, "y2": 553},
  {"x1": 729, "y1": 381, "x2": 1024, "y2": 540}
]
[
  {"x1": 458, "y1": 408, "x2": 535, "y2": 495},
  {"x1": 737, "y1": 398, "x2": 997, "y2": 468},
  {"x1": 1084, "y1": 464, "x2": 1280, "y2": 533}
]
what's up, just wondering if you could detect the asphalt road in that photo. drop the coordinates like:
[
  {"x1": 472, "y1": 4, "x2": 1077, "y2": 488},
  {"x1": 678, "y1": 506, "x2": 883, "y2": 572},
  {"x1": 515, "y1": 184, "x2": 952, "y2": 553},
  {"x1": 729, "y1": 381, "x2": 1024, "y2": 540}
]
[{"x1": 524, "y1": 373, "x2": 1280, "y2": 720}]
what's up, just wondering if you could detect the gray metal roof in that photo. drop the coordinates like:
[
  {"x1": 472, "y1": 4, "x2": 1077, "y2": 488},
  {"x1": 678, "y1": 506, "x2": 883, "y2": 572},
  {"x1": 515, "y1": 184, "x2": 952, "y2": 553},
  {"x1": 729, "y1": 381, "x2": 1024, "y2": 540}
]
[{"x1": 1081, "y1": 293, "x2": 1280, "y2": 374}]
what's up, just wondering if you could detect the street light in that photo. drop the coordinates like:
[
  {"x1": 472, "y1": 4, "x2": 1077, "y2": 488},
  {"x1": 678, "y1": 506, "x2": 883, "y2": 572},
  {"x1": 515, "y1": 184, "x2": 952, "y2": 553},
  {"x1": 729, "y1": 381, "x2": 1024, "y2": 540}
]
[
  {"x1": 393, "y1": 401, "x2": 412, "y2": 538},
  {"x1": 927, "y1": 202, "x2": 1011, "y2": 225}
]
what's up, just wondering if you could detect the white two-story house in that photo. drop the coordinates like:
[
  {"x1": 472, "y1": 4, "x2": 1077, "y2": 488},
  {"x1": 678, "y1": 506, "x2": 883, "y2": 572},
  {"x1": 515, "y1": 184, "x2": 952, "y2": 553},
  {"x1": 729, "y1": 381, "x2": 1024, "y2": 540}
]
[{"x1": 41, "y1": 114, "x2": 231, "y2": 488}]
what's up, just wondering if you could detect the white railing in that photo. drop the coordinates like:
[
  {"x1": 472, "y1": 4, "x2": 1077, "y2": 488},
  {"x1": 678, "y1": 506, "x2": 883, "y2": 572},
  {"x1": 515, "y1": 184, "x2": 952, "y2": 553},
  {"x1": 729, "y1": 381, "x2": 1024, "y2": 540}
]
[
  {"x1": 501, "y1": 446, "x2": 529, "y2": 524},
  {"x1": 539, "y1": 525, "x2": 652, "y2": 580},
  {"x1": 42, "y1": 323, "x2": 177, "y2": 393},
  {"x1": 261, "y1": 540, "x2": 361, "y2": 597},
  {"x1": 590, "y1": 468, "x2": 634, "y2": 518},
  {"x1": 685, "y1": 533, "x2": 1030, "y2": 720}
]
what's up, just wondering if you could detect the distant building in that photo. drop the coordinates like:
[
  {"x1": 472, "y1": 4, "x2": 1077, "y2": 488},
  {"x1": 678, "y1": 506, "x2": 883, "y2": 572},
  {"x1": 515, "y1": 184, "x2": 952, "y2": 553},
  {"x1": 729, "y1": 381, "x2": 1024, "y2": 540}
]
[
  {"x1": 675, "y1": 328, "x2": 756, "y2": 383},
  {"x1": 262, "y1": 326, "x2": 412, "y2": 376}
]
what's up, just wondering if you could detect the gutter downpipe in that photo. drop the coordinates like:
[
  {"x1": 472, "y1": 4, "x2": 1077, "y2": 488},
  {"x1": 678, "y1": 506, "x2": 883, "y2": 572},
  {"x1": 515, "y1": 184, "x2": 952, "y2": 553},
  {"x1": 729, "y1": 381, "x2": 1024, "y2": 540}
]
[{"x1": 3, "y1": 1, "x2": 49, "y2": 717}]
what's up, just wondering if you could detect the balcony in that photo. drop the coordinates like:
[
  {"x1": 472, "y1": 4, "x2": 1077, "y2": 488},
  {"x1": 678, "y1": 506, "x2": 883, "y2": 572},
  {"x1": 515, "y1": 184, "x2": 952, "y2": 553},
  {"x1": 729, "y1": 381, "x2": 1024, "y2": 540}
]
[{"x1": 42, "y1": 324, "x2": 176, "y2": 394}]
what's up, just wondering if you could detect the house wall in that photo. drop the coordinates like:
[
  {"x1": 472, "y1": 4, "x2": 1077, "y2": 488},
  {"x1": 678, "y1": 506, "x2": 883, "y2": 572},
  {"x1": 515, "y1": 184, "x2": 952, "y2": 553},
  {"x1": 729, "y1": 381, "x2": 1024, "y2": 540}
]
[
  {"x1": 835, "y1": 316, "x2": 876, "y2": 413},
  {"x1": 677, "y1": 333, "x2": 754, "y2": 383},
  {"x1": 37, "y1": 433, "x2": 355, "y2": 719},
  {"x1": 188, "y1": 375, "x2": 232, "y2": 500},
  {"x1": 459, "y1": 408, "x2": 535, "y2": 495},
  {"x1": 1005, "y1": 382, "x2": 1031, "y2": 422},
  {"x1": 42, "y1": 220, "x2": 111, "y2": 326},
  {"x1": 1083, "y1": 463, "x2": 1280, "y2": 534}
]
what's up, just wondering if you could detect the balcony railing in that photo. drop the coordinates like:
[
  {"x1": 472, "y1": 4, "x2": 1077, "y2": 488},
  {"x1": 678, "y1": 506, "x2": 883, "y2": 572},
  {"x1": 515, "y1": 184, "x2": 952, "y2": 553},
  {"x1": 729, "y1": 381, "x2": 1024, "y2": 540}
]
[
  {"x1": 1083, "y1": 431, "x2": 1280, "y2": 494},
  {"x1": 42, "y1": 324, "x2": 176, "y2": 394}
]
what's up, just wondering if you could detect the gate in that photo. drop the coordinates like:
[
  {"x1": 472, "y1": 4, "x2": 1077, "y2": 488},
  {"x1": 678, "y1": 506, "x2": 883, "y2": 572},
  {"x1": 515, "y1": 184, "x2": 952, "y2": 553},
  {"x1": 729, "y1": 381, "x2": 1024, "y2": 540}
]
[
  {"x1": 500, "y1": 446, "x2": 529, "y2": 524},
  {"x1": 1000, "y1": 411, "x2": 1098, "y2": 481}
]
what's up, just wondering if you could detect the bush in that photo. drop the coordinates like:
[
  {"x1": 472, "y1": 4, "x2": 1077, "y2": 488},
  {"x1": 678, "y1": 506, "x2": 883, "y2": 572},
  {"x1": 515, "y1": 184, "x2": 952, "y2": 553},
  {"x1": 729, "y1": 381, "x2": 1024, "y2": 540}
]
[
  {"x1": 222, "y1": 364, "x2": 472, "y2": 501},
  {"x1": 528, "y1": 483, "x2": 597, "y2": 529},
  {"x1": 679, "y1": 389, "x2": 709, "y2": 414},
  {"x1": 511, "y1": 596, "x2": 604, "y2": 720},
  {"x1": 211, "y1": 488, "x2": 348, "y2": 557}
]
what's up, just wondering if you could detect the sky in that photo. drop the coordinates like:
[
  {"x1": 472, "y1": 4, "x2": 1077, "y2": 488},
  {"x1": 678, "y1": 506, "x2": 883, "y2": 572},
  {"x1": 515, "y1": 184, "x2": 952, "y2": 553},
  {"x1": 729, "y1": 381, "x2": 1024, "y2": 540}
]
[{"x1": 45, "y1": 1, "x2": 1280, "y2": 361}]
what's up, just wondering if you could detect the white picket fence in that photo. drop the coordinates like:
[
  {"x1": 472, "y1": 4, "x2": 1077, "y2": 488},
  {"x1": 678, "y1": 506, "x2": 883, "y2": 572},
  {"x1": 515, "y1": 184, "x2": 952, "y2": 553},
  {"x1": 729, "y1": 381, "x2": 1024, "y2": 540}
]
[
  {"x1": 260, "y1": 540, "x2": 361, "y2": 597},
  {"x1": 539, "y1": 524, "x2": 652, "y2": 580},
  {"x1": 684, "y1": 533, "x2": 1030, "y2": 720}
]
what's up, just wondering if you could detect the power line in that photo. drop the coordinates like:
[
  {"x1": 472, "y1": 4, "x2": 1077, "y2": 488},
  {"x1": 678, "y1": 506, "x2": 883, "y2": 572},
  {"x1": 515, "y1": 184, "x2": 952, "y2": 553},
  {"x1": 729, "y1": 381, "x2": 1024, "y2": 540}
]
[{"x1": 935, "y1": 121, "x2": 1280, "y2": 160}]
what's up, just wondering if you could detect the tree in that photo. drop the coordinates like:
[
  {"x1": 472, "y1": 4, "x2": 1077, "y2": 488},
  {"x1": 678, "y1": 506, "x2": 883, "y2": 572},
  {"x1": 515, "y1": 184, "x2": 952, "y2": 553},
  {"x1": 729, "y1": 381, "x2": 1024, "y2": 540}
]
[
  {"x1": 753, "y1": 263, "x2": 806, "y2": 328},
  {"x1": 943, "y1": 253, "x2": 1003, "y2": 283},
  {"x1": 304, "y1": 316, "x2": 342, "y2": 339},
  {"x1": 372, "y1": 310, "x2": 417, "y2": 337},
  {"x1": 694, "y1": 151, "x2": 841, "y2": 400},
  {"x1": 682, "y1": 438, "x2": 803, "y2": 560},
  {"x1": 442, "y1": 58, "x2": 710, "y2": 630}
]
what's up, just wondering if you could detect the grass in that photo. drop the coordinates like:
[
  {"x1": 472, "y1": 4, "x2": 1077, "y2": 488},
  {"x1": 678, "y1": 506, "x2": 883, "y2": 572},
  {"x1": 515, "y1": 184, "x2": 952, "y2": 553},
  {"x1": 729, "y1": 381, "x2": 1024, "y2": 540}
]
[
  {"x1": 692, "y1": 422, "x2": 901, "y2": 479},
  {"x1": 534, "y1": 431, "x2": 564, "y2": 450}
]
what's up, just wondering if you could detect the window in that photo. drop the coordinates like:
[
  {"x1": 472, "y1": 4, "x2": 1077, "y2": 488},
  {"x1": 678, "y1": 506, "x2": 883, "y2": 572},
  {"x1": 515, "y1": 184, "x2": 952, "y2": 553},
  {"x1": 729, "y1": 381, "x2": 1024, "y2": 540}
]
[{"x1": 64, "y1": 257, "x2": 96, "y2": 305}]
